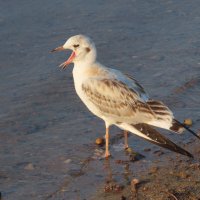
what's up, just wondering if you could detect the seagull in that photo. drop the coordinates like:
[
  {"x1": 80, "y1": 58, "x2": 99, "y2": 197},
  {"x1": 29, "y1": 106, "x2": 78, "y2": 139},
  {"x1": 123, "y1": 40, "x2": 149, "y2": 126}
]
[{"x1": 51, "y1": 34, "x2": 199, "y2": 158}]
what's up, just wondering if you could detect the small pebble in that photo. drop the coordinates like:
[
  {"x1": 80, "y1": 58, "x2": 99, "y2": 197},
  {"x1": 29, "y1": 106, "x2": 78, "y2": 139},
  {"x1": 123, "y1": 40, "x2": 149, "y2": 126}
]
[
  {"x1": 24, "y1": 163, "x2": 34, "y2": 170},
  {"x1": 104, "y1": 182, "x2": 123, "y2": 193},
  {"x1": 169, "y1": 170, "x2": 174, "y2": 175},
  {"x1": 95, "y1": 138, "x2": 105, "y2": 145},
  {"x1": 121, "y1": 195, "x2": 126, "y2": 200},
  {"x1": 115, "y1": 160, "x2": 129, "y2": 165},
  {"x1": 131, "y1": 178, "x2": 139, "y2": 185},
  {"x1": 131, "y1": 178, "x2": 140, "y2": 193},
  {"x1": 189, "y1": 163, "x2": 200, "y2": 170},
  {"x1": 153, "y1": 150, "x2": 164, "y2": 156},
  {"x1": 129, "y1": 154, "x2": 137, "y2": 162},
  {"x1": 143, "y1": 148, "x2": 151, "y2": 152},
  {"x1": 149, "y1": 166, "x2": 159, "y2": 174},
  {"x1": 177, "y1": 171, "x2": 189, "y2": 179},
  {"x1": 64, "y1": 159, "x2": 71, "y2": 164},
  {"x1": 126, "y1": 147, "x2": 133, "y2": 153},
  {"x1": 184, "y1": 118, "x2": 192, "y2": 126},
  {"x1": 131, "y1": 178, "x2": 139, "y2": 198},
  {"x1": 142, "y1": 186, "x2": 148, "y2": 191}
]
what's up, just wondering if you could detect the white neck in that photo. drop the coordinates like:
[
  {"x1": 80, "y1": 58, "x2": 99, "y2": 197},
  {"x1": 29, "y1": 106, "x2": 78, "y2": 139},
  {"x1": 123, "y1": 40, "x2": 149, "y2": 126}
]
[
  {"x1": 73, "y1": 59, "x2": 97, "y2": 76},
  {"x1": 72, "y1": 45, "x2": 99, "y2": 82}
]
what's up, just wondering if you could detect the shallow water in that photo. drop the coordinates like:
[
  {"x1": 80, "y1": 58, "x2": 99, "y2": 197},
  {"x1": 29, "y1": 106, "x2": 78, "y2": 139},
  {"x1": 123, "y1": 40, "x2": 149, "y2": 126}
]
[{"x1": 0, "y1": 0, "x2": 200, "y2": 199}]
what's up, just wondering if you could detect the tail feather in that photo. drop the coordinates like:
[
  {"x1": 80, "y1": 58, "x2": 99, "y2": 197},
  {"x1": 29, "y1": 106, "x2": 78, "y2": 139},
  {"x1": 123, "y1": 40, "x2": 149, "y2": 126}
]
[
  {"x1": 147, "y1": 100, "x2": 173, "y2": 117},
  {"x1": 171, "y1": 119, "x2": 200, "y2": 140},
  {"x1": 147, "y1": 100, "x2": 199, "y2": 140},
  {"x1": 170, "y1": 119, "x2": 185, "y2": 133},
  {"x1": 146, "y1": 100, "x2": 173, "y2": 130},
  {"x1": 117, "y1": 123, "x2": 193, "y2": 158}
]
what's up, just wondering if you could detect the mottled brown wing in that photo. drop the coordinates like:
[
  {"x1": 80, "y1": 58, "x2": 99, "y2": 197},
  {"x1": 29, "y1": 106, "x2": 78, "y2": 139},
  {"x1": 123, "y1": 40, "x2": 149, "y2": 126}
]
[
  {"x1": 81, "y1": 78, "x2": 154, "y2": 121},
  {"x1": 124, "y1": 73, "x2": 148, "y2": 100}
]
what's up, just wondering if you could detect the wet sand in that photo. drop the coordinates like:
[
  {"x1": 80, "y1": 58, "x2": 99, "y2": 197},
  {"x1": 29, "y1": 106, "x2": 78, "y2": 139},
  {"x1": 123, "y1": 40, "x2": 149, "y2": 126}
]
[{"x1": 0, "y1": 0, "x2": 200, "y2": 199}]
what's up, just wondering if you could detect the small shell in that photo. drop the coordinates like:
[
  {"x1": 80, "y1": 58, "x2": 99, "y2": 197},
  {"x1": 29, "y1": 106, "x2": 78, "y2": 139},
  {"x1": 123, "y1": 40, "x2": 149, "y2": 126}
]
[
  {"x1": 184, "y1": 118, "x2": 192, "y2": 126},
  {"x1": 95, "y1": 137, "x2": 105, "y2": 145}
]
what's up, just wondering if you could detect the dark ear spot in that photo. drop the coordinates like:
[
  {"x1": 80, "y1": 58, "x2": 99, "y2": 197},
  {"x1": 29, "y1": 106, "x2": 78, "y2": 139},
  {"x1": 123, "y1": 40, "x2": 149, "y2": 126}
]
[{"x1": 85, "y1": 47, "x2": 91, "y2": 52}]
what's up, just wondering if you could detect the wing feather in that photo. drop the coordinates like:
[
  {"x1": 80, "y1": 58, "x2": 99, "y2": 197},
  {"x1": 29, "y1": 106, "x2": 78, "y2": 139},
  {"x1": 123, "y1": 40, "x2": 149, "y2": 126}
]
[
  {"x1": 124, "y1": 73, "x2": 148, "y2": 101},
  {"x1": 81, "y1": 71, "x2": 174, "y2": 129},
  {"x1": 81, "y1": 77, "x2": 155, "y2": 123}
]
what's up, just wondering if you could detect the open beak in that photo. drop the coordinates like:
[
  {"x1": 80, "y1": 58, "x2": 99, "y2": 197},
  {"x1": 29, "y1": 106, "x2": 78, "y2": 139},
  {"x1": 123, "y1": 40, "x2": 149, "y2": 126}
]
[
  {"x1": 51, "y1": 46, "x2": 76, "y2": 69},
  {"x1": 51, "y1": 46, "x2": 65, "y2": 53}
]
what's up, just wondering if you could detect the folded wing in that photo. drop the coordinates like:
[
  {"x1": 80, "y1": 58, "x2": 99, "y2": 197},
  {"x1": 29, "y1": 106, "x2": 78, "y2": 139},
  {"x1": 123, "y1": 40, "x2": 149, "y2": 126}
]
[{"x1": 81, "y1": 77, "x2": 155, "y2": 123}]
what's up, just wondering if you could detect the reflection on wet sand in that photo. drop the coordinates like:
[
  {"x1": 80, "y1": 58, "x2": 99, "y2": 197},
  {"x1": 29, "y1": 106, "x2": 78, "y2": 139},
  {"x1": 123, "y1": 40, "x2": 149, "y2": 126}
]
[
  {"x1": 104, "y1": 159, "x2": 119, "y2": 190},
  {"x1": 93, "y1": 156, "x2": 143, "y2": 200}
]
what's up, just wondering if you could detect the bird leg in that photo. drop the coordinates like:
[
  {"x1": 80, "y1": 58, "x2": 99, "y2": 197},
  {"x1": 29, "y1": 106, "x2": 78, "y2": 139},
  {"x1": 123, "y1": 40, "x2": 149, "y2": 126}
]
[
  {"x1": 124, "y1": 130, "x2": 129, "y2": 149},
  {"x1": 104, "y1": 127, "x2": 111, "y2": 158}
]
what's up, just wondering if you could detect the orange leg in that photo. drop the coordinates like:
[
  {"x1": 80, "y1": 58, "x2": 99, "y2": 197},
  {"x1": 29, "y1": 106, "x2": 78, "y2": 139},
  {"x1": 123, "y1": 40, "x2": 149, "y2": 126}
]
[
  {"x1": 104, "y1": 127, "x2": 111, "y2": 158},
  {"x1": 124, "y1": 130, "x2": 129, "y2": 149}
]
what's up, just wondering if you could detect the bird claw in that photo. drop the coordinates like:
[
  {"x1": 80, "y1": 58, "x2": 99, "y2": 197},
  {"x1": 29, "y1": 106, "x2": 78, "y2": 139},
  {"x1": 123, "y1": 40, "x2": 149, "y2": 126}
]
[
  {"x1": 124, "y1": 145, "x2": 129, "y2": 150},
  {"x1": 104, "y1": 152, "x2": 111, "y2": 159}
]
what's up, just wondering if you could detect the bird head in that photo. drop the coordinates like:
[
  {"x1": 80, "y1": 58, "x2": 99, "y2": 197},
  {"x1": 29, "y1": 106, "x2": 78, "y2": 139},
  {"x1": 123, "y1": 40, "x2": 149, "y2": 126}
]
[{"x1": 51, "y1": 35, "x2": 96, "y2": 69}]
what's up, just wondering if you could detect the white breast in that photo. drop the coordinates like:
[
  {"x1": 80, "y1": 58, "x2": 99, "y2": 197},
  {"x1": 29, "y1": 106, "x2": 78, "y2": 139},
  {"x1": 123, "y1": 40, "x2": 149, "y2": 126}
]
[{"x1": 72, "y1": 64, "x2": 104, "y2": 118}]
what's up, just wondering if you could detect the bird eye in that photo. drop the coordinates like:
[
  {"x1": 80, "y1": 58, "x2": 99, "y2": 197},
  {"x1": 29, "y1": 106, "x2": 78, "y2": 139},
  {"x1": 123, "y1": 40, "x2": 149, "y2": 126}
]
[{"x1": 73, "y1": 44, "x2": 79, "y2": 48}]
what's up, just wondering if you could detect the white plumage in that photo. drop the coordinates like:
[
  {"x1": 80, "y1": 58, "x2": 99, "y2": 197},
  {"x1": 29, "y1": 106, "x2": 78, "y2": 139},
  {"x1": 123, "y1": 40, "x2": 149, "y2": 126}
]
[{"x1": 51, "y1": 34, "x2": 197, "y2": 158}]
